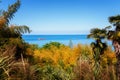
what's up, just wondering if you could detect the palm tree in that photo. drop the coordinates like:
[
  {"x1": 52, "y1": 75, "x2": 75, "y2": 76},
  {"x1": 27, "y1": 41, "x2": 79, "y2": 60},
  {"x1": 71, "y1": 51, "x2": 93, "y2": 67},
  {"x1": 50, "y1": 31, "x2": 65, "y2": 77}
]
[
  {"x1": 0, "y1": 0, "x2": 31, "y2": 59},
  {"x1": 0, "y1": 0, "x2": 31, "y2": 38},
  {"x1": 88, "y1": 27, "x2": 108, "y2": 55},
  {"x1": 88, "y1": 27, "x2": 108, "y2": 79},
  {"x1": 108, "y1": 15, "x2": 120, "y2": 79}
]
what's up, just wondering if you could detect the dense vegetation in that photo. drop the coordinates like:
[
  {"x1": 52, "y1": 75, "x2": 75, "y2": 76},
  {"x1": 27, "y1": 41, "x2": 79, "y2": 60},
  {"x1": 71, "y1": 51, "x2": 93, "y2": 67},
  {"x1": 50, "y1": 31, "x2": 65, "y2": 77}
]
[{"x1": 0, "y1": 0, "x2": 120, "y2": 80}]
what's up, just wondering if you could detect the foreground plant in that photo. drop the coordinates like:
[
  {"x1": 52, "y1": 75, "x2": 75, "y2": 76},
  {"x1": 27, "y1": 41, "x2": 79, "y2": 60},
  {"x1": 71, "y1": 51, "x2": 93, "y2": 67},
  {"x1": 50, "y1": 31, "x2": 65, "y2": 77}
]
[
  {"x1": 108, "y1": 15, "x2": 120, "y2": 79},
  {"x1": 0, "y1": 0, "x2": 31, "y2": 60},
  {"x1": 88, "y1": 27, "x2": 108, "y2": 79}
]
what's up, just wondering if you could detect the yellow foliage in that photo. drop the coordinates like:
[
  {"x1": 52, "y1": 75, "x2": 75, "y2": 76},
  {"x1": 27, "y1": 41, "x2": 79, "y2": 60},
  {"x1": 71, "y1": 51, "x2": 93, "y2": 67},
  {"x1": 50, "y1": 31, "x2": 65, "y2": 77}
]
[
  {"x1": 101, "y1": 47, "x2": 116, "y2": 65},
  {"x1": 33, "y1": 45, "x2": 81, "y2": 68},
  {"x1": 26, "y1": 48, "x2": 33, "y2": 55},
  {"x1": 25, "y1": 43, "x2": 116, "y2": 69},
  {"x1": 0, "y1": 17, "x2": 6, "y2": 28}
]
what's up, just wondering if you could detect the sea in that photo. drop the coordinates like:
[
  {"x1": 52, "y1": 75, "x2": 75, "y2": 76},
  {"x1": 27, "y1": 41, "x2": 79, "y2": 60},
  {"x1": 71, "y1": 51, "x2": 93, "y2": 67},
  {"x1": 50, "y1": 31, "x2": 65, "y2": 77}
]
[{"x1": 22, "y1": 35, "x2": 112, "y2": 47}]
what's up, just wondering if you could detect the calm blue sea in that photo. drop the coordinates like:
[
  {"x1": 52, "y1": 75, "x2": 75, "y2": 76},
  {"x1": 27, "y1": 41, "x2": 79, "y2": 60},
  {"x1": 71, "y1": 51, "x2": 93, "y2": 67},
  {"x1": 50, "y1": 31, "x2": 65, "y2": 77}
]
[{"x1": 22, "y1": 35, "x2": 112, "y2": 47}]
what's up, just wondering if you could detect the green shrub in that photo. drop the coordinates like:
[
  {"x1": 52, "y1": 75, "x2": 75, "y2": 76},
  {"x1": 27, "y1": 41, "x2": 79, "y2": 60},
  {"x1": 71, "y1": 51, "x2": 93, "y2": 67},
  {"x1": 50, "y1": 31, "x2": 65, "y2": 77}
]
[{"x1": 42, "y1": 42, "x2": 65, "y2": 49}]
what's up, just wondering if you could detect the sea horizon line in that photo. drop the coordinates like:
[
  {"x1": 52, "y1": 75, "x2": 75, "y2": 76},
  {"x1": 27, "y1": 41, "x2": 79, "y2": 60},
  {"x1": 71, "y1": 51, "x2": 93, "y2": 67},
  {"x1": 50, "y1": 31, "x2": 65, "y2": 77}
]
[{"x1": 22, "y1": 34, "x2": 89, "y2": 35}]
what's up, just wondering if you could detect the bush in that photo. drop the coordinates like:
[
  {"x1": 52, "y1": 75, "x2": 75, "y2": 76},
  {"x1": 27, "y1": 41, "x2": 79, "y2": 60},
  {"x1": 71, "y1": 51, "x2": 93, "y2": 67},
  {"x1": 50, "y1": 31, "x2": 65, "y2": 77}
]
[{"x1": 42, "y1": 42, "x2": 65, "y2": 49}]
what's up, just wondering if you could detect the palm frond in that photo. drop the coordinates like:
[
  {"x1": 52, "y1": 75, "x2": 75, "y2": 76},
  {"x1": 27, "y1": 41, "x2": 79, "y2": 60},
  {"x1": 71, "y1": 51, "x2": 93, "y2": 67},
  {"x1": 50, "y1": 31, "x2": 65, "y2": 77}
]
[
  {"x1": 2, "y1": 0, "x2": 20, "y2": 24},
  {"x1": 104, "y1": 26, "x2": 111, "y2": 30},
  {"x1": 109, "y1": 15, "x2": 120, "y2": 24},
  {"x1": 87, "y1": 28, "x2": 107, "y2": 40},
  {"x1": 10, "y1": 25, "x2": 31, "y2": 35}
]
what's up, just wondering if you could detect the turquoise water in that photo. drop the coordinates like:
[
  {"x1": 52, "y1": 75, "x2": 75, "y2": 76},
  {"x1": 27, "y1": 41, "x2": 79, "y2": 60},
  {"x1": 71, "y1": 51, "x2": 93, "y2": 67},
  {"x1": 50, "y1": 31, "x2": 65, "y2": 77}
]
[{"x1": 22, "y1": 35, "x2": 112, "y2": 47}]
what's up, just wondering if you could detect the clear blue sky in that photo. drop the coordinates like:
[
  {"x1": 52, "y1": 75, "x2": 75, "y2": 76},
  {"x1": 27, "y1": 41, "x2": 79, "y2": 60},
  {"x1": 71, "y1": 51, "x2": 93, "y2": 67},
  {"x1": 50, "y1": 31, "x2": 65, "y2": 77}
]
[{"x1": 1, "y1": 0, "x2": 120, "y2": 34}]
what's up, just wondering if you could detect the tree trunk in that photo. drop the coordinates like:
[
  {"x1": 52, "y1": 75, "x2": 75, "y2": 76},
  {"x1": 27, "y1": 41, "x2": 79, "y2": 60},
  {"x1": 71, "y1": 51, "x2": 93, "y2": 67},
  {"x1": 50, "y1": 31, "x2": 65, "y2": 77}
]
[{"x1": 113, "y1": 41, "x2": 120, "y2": 80}]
